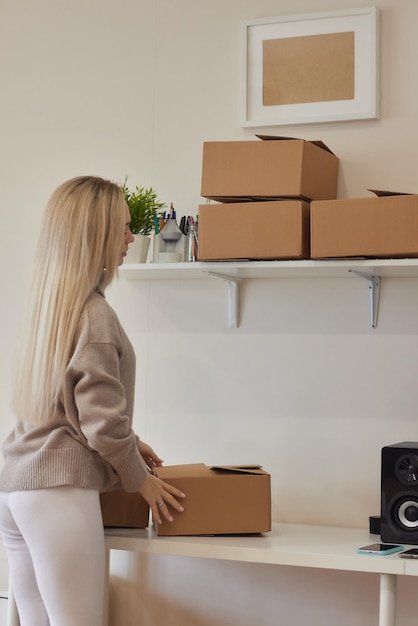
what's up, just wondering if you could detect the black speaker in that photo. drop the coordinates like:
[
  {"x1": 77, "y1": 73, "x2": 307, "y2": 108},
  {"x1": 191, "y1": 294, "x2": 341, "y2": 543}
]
[{"x1": 381, "y1": 442, "x2": 418, "y2": 544}]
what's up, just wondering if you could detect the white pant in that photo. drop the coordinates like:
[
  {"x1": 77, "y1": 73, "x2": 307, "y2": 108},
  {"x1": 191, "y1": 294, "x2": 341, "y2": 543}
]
[{"x1": 0, "y1": 487, "x2": 106, "y2": 626}]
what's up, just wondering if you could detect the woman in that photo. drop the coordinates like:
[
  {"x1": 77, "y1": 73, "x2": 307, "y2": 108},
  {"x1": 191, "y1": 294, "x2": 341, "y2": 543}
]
[{"x1": 0, "y1": 176, "x2": 185, "y2": 626}]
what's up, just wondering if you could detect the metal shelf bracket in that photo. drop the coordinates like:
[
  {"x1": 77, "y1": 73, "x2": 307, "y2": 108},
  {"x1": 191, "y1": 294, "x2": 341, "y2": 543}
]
[
  {"x1": 207, "y1": 272, "x2": 240, "y2": 328},
  {"x1": 349, "y1": 270, "x2": 381, "y2": 328}
]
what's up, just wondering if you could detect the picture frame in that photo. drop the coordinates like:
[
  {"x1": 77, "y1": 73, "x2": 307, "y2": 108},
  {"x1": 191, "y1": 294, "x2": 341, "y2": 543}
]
[{"x1": 241, "y1": 7, "x2": 379, "y2": 127}]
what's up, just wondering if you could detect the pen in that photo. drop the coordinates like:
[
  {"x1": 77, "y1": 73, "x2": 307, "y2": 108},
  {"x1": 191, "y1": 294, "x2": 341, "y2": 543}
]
[{"x1": 153, "y1": 215, "x2": 160, "y2": 234}]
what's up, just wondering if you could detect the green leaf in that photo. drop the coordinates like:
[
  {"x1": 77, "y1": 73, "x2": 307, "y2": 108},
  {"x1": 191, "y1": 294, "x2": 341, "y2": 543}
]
[{"x1": 121, "y1": 177, "x2": 166, "y2": 235}]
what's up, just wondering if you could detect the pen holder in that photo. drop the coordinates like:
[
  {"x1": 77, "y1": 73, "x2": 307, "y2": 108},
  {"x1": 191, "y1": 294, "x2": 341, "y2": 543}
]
[{"x1": 153, "y1": 232, "x2": 187, "y2": 262}]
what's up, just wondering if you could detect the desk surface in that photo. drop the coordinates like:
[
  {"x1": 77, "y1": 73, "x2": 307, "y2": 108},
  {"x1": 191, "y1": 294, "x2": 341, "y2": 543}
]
[{"x1": 105, "y1": 522, "x2": 414, "y2": 576}]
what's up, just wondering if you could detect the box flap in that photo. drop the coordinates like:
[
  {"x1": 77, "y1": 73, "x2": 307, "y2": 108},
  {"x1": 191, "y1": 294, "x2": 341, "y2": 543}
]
[
  {"x1": 210, "y1": 465, "x2": 266, "y2": 475},
  {"x1": 368, "y1": 189, "x2": 414, "y2": 197},
  {"x1": 255, "y1": 134, "x2": 335, "y2": 155}
]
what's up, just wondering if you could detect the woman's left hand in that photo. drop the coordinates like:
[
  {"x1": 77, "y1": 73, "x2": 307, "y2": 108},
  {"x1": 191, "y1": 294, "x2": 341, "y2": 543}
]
[
  {"x1": 137, "y1": 439, "x2": 164, "y2": 471},
  {"x1": 138, "y1": 473, "x2": 185, "y2": 524}
]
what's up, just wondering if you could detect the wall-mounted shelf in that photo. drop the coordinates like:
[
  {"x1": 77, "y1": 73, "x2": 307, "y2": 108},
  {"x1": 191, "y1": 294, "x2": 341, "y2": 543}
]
[{"x1": 119, "y1": 259, "x2": 418, "y2": 329}]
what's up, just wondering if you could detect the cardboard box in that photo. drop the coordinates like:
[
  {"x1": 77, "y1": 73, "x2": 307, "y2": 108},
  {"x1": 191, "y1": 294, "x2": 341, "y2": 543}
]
[
  {"x1": 198, "y1": 200, "x2": 310, "y2": 261},
  {"x1": 153, "y1": 464, "x2": 271, "y2": 536},
  {"x1": 201, "y1": 136, "x2": 338, "y2": 202},
  {"x1": 100, "y1": 489, "x2": 149, "y2": 528},
  {"x1": 311, "y1": 193, "x2": 418, "y2": 259}
]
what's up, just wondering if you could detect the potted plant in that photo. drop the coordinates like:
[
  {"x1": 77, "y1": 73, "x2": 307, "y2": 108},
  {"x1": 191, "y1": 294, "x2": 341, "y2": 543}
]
[{"x1": 122, "y1": 178, "x2": 166, "y2": 263}]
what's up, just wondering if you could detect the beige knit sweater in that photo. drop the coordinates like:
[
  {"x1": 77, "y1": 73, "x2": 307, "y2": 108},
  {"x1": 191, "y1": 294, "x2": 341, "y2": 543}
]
[{"x1": 0, "y1": 289, "x2": 149, "y2": 493}]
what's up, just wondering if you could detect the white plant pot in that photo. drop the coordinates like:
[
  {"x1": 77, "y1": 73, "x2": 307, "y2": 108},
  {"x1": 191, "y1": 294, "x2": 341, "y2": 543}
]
[{"x1": 125, "y1": 235, "x2": 150, "y2": 263}]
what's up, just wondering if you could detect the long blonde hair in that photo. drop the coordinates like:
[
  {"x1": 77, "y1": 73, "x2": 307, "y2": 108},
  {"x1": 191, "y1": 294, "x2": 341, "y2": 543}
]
[{"x1": 13, "y1": 176, "x2": 126, "y2": 426}]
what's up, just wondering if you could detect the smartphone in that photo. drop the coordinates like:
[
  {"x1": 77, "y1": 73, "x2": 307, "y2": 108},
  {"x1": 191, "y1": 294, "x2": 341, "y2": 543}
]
[
  {"x1": 399, "y1": 548, "x2": 418, "y2": 558},
  {"x1": 357, "y1": 543, "x2": 404, "y2": 555}
]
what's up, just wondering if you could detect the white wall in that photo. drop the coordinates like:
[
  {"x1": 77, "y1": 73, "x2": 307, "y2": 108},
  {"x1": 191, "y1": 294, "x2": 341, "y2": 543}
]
[{"x1": 2, "y1": 0, "x2": 418, "y2": 624}]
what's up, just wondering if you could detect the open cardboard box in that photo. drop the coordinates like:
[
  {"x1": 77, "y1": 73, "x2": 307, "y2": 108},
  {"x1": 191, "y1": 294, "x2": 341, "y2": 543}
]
[
  {"x1": 100, "y1": 489, "x2": 149, "y2": 528},
  {"x1": 201, "y1": 135, "x2": 339, "y2": 202},
  {"x1": 153, "y1": 463, "x2": 271, "y2": 536},
  {"x1": 311, "y1": 190, "x2": 418, "y2": 259},
  {"x1": 198, "y1": 200, "x2": 310, "y2": 261}
]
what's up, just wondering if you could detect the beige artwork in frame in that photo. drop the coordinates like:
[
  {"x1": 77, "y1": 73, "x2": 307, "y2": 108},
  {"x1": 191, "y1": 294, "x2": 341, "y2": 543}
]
[{"x1": 241, "y1": 7, "x2": 379, "y2": 127}]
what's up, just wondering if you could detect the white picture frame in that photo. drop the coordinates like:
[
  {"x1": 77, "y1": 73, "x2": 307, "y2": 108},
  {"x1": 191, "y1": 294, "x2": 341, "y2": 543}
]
[{"x1": 241, "y1": 7, "x2": 379, "y2": 127}]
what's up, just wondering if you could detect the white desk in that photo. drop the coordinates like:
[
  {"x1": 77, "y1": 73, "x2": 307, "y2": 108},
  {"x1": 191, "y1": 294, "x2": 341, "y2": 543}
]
[
  {"x1": 103, "y1": 522, "x2": 413, "y2": 626},
  {"x1": 6, "y1": 522, "x2": 416, "y2": 626}
]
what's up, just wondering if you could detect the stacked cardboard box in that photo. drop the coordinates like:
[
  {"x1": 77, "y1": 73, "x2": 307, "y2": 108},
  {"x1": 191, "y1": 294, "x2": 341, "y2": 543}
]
[
  {"x1": 198, "y1": 135, "x2": 339, "y2": 261},
  {"x1": 311, "y1": 191, "x2": 418, "y2": 259},
  {"x1": 153, "y1": 463, "x2": 271, "y2": 536},
  {"x1": 100, "y1": 489, "x2": 149, "y2": 528}
]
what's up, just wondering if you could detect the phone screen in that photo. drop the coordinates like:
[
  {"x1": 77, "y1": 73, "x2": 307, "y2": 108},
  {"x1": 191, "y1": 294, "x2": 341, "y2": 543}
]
[
  {"x1": 400, "y1": 548, "x2": 418, "y2": 558},
  {"x1": 357, "y1": 543, "x2": 404, "y2": 555}
]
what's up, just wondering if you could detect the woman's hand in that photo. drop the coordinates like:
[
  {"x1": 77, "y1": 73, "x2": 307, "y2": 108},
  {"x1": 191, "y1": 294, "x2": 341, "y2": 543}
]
[
  {"x1": 138, "y1": 473, "x2": 186, "y2": 524},
  {"x1": 136, "y1": 439, "x2": 164, "y2": 471}
]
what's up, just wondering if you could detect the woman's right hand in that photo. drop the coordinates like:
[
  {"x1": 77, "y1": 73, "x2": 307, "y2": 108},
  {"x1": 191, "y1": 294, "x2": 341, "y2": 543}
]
[{"x1": 138, "y1": 473, "x2": 186, "y2": 524}]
